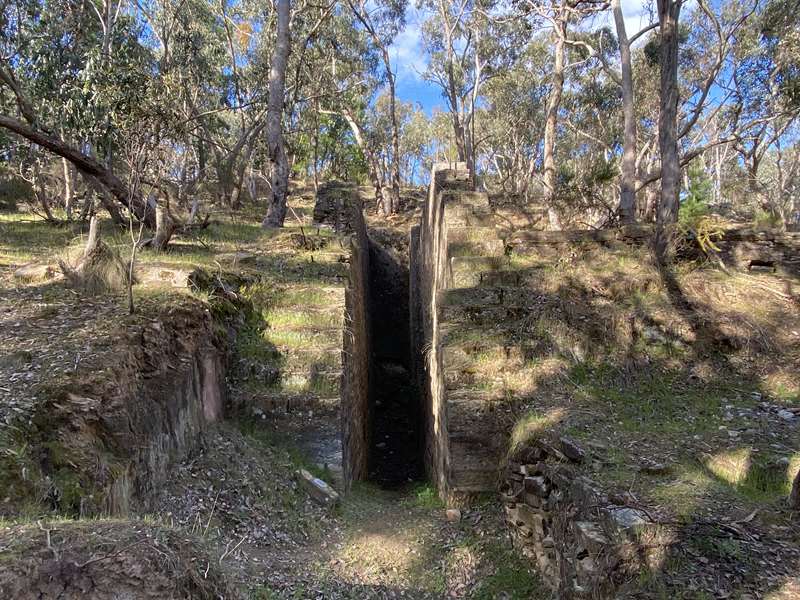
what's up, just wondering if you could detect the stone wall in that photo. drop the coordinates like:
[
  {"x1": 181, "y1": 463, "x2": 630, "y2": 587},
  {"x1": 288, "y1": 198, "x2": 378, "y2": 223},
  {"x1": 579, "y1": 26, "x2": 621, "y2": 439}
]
[
  {"x1": 716, "y1": 227, "x2": 800, "y2": 273},
  {"x1": 412, "y1": 163, "x2": 461, "y2": 498},
  {"x1": 337, "y1": 186, "x2": 372, "y2": 488},
  {"x1": 507, "y1": 225, "x2": 800, "y2": 274},
  {"x1": 411, "y1": 163, "x2": 515, "y2": 502},
  {"x1": 503, "y1": 438, "x2": 672, "y2": 598}
]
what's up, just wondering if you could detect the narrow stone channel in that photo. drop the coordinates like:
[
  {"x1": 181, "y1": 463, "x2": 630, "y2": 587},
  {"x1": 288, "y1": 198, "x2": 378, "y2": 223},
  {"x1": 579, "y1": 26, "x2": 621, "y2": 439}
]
[{"x1": 366, "y1": 237, "x2": 423, "y2": 487}]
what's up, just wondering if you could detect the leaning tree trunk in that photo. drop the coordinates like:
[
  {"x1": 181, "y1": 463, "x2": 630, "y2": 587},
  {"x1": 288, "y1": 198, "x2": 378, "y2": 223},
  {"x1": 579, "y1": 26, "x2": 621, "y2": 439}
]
[
  {"x1": 613, "y1": 0, "x2": 637, "y2": 223},
  {"x1": 0, "y1": 115, "x2": 155, "y2": 228},
  {"x1": 654, "y1": 0, "x2": 682, "y2": 262},
  {"x1": 542, "y1": 17, "x2": 567, "y2": 230},
  {"x1": 791, "y1": 470, "x2": 800, "y2": 510},
  {"x1": 263, "y1": 0, "x2": 291, "y2": 228}
]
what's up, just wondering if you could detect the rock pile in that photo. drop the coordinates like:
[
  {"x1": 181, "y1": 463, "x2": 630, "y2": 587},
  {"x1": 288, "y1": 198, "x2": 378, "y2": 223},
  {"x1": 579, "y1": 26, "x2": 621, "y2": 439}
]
[{"x1": 502, "y1": 437, "x2": 672, "y2": 598}]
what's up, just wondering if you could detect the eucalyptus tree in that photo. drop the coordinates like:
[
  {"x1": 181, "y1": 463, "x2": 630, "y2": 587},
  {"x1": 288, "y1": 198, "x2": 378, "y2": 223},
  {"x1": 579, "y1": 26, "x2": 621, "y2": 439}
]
[
  {"x1": 608, "y1": 0, "x2": 656, "y2": 222},
  {"x1": 0, "y1": 0, "x2": 158, "y2": 225},
  {"x1": 262, "y1": 0, "x2": 290, "y2": 227},
  {"x1": 419, "y1": 0, "x2": 516, "y2": 186},
  {"x1": 516, "y1": 0, "x2": 608, "y2": 228},
  {"x1": 346, "y1": 0, "x2": 406, "y2": 215},
  {"x1": 300, "y1": 4, "x2": 402, "y2": 210},
  {"x1": 651, "y1": 0, "x2": 763, "y2": 256},
  {"x1": 480, "y1": 38, "x2": 550, "y2": 194}
]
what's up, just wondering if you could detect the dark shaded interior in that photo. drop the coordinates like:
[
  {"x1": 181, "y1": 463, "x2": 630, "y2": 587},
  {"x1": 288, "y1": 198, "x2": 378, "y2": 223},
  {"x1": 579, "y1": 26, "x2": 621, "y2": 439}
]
[{"x1": 366, "y1": 238, "x2": 423, "y2": 487}]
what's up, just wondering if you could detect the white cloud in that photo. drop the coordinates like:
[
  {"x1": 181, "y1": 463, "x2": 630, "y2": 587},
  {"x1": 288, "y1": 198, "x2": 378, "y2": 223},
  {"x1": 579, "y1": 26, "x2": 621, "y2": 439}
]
[
  {"x1": 390, "y1": 8, "x2": 429, "y2": 82},
  {"x1": 594, "y1": 0, "x2": 657, "y2": 44}
]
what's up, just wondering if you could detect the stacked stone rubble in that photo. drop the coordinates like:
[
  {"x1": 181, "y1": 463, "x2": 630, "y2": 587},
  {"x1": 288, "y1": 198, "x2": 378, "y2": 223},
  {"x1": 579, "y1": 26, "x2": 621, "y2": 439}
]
[
  {"x1": 502, "y1": 439, "x2": 672, "y2": 598},
  {"x1": 715, "y1": 228, "x2": 800, "y2": 273}
]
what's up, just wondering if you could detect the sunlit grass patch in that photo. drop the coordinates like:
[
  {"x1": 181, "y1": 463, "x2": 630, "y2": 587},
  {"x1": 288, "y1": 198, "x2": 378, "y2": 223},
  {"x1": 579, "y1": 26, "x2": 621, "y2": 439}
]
[
  {"x1": 265, "y1": 307, "x2": 342, "y2": 329},
  {"x1": 0, "y1": 213, "x2": 76, "y2": 264},
  {"x1": 266, "y1": 327, "x2": 331, "y2": 349},
  {"x1": 403, "y1": 482, "x2": 444, "y2": 509},
  {"x1": 700, "y1": 448, "x2": 793, "y2": 502},
  {"x1": 509, "y1": 408, "x2": 567, "y2": 453},
  {"x1": 271, "y1": 285, "x2": 345, "y2": 309}
]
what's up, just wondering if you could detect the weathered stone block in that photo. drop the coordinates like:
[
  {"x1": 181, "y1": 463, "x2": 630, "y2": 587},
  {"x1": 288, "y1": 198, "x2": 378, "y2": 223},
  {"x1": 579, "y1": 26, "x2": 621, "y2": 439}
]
[
  {"x1": 574, "y1": 521, "x2": 610, "y2": 552},
  {"x1": 524, "y1": 476, "x2": 550, "y2": 497},
  {"x1": 447, "y1": 226, "x2": 498, "y2": 244},
  {"x1": 605, "y1": 507, "x2": 649, "y2": 539},
  {"x1": 440, "y1": 286, "x2": 502, "y2": 307},
  {"x1": 295, "y1": 468, "x2": 340, "y2": 508},
  {"x1": 449, "y1": 255, "x2": 510, "y2": 287},
  {"x1": 441, "y1": 189, "x2": 490, "y2": 208}
]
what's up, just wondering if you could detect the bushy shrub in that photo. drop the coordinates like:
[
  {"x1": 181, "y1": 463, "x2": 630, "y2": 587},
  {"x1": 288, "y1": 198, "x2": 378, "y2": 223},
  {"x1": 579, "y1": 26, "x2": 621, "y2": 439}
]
[{"x1": 679, "y1": 165, "x2": 724, "y2": 256}]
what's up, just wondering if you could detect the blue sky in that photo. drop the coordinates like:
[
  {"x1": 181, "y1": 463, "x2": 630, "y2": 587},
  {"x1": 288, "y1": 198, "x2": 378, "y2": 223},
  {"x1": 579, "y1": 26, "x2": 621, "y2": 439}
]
[{"x1": 388, "y1": 0, "x2": 656, "y2": 114}]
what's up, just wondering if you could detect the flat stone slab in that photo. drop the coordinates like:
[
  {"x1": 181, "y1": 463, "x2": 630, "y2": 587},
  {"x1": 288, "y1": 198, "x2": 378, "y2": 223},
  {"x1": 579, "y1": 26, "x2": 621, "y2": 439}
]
[
  {"x1": 295, "y1": 468, "x2": 340, "y2": 508},
  {"x1": 13, "y1": 263, "x2": 60, "y2": 282}
]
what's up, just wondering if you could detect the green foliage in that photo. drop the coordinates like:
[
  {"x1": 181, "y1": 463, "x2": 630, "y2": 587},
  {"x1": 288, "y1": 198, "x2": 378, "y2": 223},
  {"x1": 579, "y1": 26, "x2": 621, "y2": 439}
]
[
  {"x1": 0, "y1": 175, "x2": 33, "y2": 211},
  {"x1": 754, "y1": 208, "x2": 784, "y2": 230},
  {"x1": 762, "y1": 0, "x2": 800, "y2": 108},
  {"x1": 679, "y1": 165, "x2": 724, "y2": 255},
  {"x1": 404, "y1": 482, "x2": 444, "y2": 509}
]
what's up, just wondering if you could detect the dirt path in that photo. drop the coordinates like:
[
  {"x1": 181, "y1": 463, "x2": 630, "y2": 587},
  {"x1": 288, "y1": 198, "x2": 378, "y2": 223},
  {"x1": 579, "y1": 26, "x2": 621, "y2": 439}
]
[{"x1": 149, "y1": 408, "x2": 543, "y2": 600}]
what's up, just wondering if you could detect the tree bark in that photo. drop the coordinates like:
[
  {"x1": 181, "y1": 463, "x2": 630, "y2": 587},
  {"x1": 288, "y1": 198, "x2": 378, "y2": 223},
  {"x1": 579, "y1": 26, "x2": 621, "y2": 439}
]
[
  {"x1": 62, "y1": 157, "x2": 75, "y2": 219},
  {"x1": 791, "y1": 469, "x2": 800, "y2": 510},
  {"x1": 382, "y1": 46, "x2": 401, "y2": 215},
  {"x1": 83, "y1": 215, "x2": 101, "y2": 258},
  {"x1": 542, "y1": 13, "x2": 567, "y2": 230},
  {"x1": 613, "y1": 0, "x2": 637, "y2": 223},
  {"x1": 153, "y1": 203, "x2": 175, "y2": 250},
  {"x1": 339, "y1": 110, "x2": 389, "y2": 213},
  {"x1": 263, "y1": 0, "x2": 291, "y2": 228},
  {"x1": 654, "y1": 0, "x2": 682, "y2": 261},
  {"x1": 26, "y1": 159, "x2": 55, "y2": 222},
  {"x1": 0, "y1": 114, "x2": 154, "y2": 228}
]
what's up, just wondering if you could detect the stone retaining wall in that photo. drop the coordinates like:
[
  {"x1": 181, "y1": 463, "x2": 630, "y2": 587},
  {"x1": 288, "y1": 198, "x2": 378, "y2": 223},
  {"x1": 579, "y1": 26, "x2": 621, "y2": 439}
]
[
  {"x1": 412, "y1": 164, "x2": 462, "y2": 497},
  {"x1": 503, "y1": 438, "x2": 672, "y2": 598},
  {"x1": 507, "y1": 225, "x2": 800, "y2": 274},
  {"x1": 716, "y1": 228, "x2": 800, "y2": 273},
  {"x1": 411, "y1": 163, "x2": 514, "y2": 502},
  {"x1": 334, "y1": 185, "x2": 372, "y2": 488}
]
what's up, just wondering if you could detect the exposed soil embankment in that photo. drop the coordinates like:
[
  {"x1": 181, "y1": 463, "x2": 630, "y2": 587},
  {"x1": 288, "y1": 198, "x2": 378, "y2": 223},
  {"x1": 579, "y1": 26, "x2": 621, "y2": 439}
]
[
  {"x1": 0, "y1": 520, "x2": 235, "y2": 599},
  {"x1": 1, "y1": 291, "x2": 234, "y2": 517}
]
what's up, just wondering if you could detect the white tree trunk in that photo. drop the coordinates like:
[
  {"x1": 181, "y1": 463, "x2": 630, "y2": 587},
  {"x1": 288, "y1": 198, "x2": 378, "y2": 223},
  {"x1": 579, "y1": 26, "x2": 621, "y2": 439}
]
[
  {"x1": 613, "y1": 0, "x2": 637, "y2": 223},
  {"x1": 62, "y1": 157, "x2": 75, "y2": 219},
  {"x1": 263, "y1": 0, "x2": 291, "y2": 228},
  {"x1": 543, "y1": 16, "x2": 567, "y2": 230}
]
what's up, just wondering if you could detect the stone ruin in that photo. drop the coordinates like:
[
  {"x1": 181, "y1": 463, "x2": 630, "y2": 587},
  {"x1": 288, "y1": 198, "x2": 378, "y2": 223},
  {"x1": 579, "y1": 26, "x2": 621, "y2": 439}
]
[
  {"x1": 503, "y1": 437, "x2": 673, "y2": 597},
  {"x1": 335, "y1": 163, "x2": 799, "y2": 595}
]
